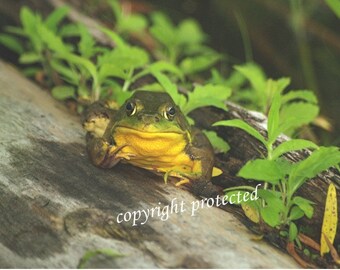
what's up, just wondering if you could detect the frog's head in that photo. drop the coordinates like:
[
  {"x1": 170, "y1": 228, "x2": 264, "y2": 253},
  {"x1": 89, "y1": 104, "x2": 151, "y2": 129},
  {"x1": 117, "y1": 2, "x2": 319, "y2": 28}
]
[{"x1": 114, "y1": 91, "x2": 190, "y2": 134}]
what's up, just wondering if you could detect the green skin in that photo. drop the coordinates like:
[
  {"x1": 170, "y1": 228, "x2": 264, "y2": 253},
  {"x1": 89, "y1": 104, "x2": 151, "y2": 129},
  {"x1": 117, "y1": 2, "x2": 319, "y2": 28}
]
[{"x1": 83, "y1": 91, "x2": 218, "y2": 196}]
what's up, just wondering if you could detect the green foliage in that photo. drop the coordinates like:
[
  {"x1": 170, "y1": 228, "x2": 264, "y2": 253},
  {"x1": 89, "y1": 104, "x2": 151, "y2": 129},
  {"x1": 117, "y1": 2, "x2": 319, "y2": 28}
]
[
  {"x1": 215, "y1": 88, "x2": 340, "y2": 243},
  {"x1": 325, "y1": 0, "x2": 340, "y2": 18}
]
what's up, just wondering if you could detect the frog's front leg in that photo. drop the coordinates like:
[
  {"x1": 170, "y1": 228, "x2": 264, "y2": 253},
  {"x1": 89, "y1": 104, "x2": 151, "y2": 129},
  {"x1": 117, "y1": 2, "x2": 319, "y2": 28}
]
[
  {"x1": 186, "y1": 128, "x2": 220, "y2": 197},
  {"x1": 86, "y1": 134, "x2": 133, "y2": 168}
]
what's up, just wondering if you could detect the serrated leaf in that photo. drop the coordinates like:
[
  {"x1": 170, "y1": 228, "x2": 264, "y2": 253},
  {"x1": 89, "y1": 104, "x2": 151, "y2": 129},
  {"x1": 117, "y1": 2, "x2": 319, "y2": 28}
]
[
  {"x1": 272, "y1": 139, "x2": 319, "y2": 160},
  {"x1": 51, "y1": 86, "x2": 75, "y2": 100},
  {"x1": 279, "y1": 102, "x2": 319, "y2": 135},
  {"x1": 288, "y1": 147, "x2": 340, "y2": 195},
  {"x1": 203, "y1": 130, "x2": 230, "y2": 153},
  {"x1": 182, "y1": 84, "x2": 230, "y2": 114},
  {"x1": 237, "y1": 159, "x2": 283, "y2": 184},
  {"x1": 180, "y1": 53, "x2": 221, "y2": 75},
  {"x1": 98, "y1": 63, "x2": 127, "y2": 82},
  {"x1": 213, "y1": 119, "x2": 267, "y2": 146},
  {"x1": 320, "y1": 183, "x2": 338, "y2": 256},
  {"x1": 133, "y1": 61, "x2": 184, "y2": 82},
  {"x1": 150, "y1": 12, "x2": 175, "y2": 48},
  {"x1": 59, "y1": 23, "x2": 80, "y2": 37},
  {"x1": 289, "y1": 222, "x2": 298, "y2": 242},
  {"x1": 45, "y1": 6, "x2": 69, "y2": 33},
  {"x1": 78, "y1": 24, "x2": 96, "y2": 58},
  {"x1": 293, "y1": 196, "x2": 314, "y2": 219},
  {"x1": 37, "y1": 24, "x2": 69, "y2": 53},
  {"x1": 0, "y1": 34, "x2": 24, "y2": 54}
]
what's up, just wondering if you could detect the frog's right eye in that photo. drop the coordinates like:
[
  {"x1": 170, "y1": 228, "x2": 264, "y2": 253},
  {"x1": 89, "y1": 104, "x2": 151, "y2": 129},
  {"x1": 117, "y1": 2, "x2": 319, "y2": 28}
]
[{"x1": 126, "y1": 101, "x2": 137, "y2": 116}]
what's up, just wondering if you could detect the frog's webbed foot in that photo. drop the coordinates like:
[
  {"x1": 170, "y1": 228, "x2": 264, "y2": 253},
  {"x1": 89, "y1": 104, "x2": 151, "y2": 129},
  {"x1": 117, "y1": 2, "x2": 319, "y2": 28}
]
[{"x1": 87, "y1": 136, "x2": 132, "y2": 168}]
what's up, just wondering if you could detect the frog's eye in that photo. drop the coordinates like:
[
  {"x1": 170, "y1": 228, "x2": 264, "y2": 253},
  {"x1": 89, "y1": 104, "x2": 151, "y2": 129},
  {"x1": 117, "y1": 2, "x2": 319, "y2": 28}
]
[
  {"x1": 126, "y1": 101, "x2": 136, "y2": 116},
  {"x1": 164, "y1": 106, "x2": 176, "y2": 120}
]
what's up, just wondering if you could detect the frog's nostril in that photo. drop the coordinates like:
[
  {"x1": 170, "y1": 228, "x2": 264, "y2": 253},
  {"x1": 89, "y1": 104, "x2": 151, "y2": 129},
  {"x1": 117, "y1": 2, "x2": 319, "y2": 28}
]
[{"x1": 154, "y1": 115, "x2": 160, "y2": 122}]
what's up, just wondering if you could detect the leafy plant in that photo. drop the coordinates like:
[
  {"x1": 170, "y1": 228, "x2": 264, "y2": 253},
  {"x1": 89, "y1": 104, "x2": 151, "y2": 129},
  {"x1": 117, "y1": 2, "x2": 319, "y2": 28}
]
[
  {"x1": 0, "y1": 6, "x2": 73, "y2": 84},
  {"x1": 108, "y1": 0, "x2": 148, "y2": 35},
  {"x1": 149, "y1": 12, "x2": 222, "y2": 75},
  {"x1": 214, "y1": 87, "x2": 340, "y2": 243}
]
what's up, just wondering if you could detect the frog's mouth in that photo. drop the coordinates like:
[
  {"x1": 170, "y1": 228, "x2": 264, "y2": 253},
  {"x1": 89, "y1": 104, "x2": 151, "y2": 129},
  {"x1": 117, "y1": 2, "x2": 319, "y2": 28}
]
[{"x1": 115, "y1": 125, "x2": 185, "y2": 135}]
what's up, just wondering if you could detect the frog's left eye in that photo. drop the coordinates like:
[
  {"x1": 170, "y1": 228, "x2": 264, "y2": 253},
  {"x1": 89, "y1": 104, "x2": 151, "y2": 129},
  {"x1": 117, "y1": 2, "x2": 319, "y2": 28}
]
[
  {"x1": 126, "y1": 101, "x2": 136, "y2": 116},
  {"x1": 164, "y1": 106, "x2": 176, "y2": 120}
]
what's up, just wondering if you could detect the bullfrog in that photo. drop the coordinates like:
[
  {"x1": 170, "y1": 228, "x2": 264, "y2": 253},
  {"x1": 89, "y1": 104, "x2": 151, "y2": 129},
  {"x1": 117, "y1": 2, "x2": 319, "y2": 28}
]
[{"x1": 83, "y1": 91, "x2": 221, "y2": 196}]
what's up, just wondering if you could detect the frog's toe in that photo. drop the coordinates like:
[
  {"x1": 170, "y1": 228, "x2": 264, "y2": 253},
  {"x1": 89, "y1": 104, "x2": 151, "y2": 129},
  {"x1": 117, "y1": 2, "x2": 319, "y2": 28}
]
[{"x1": 175, "y1": 179, "x2": 190, "y2": 186}]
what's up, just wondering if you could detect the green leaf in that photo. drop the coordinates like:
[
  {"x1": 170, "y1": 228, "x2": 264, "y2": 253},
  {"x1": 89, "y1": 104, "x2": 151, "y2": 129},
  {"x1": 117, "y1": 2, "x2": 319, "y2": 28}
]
[
  {"x1": 260, "y1": 205, "x2": 282, "y2": 227},
  {"x1": 289, "y1": 222, "x2": 298, "y2": 242},
  {"x1": 177, "y1": 19, "x2": 206, "y2": 45},
  {"x1": 102, "y1": 46, "x2": 149, "y2": 71},
  {"x1": 51, "y1": 86, "x2": 75, "y2": 100},
  {"x1": 100, "y1": 27, "x2": 127, "y2": 48},
  {"x1": 20, "y1": 7, "x2": 43, "y2": 52},
  {"x1": 267, "y1": 91, "x2": 282, "y2": 144},
  {"x1": 0, "y1": 34, "x2": 24, "y2": 54},
  {"x1": 234, "y1": 63, "x2": 267, "y2": 95},
  {"x1": 45, "y1": 6, "x2": 69, "y2": 33},
  {"x1": 203, "y1": 130, "x2": 230, "y2": 153},
  {"x1": 108, "y1": 0, "x2": 122, "y2": 21},
  {"x1": 288, "y1": 147, "x2": 340, "y2": 195},
  {"x1": 289, "y1": 206, "x2": 305, "y2": 221},
  {"x1": 282, "y1": 90, "x2": 318, "y2": 105},
  {"x1": 19, "y1": 52, "x2": 41, "y2": 64},
  {"x1": 50, "y1": 60, "x2": 79, "y2": 85},
  {"x1": 279, "y1": 102, "x2": 319, "y2": 135},
  {"x1": 133, "y1": 61, "x2": 184, "y2": 82},
  {"x1": 182, "y1": 84, "x2": 230, "y2": 115},
  {"x1": 180, "y1": 53, "x2": 221, "y2": 75},
  {"x1": 22, "y1": 67, "x2": 40, "y2": 77},
  {"x1": 98, "y1": 63, "x2": 127, "y2": 82},
  {"x1": 59, "y1": 23, "x2": 80, "y2": 37},
  {"x1": 237, "y1": 159, "x2": 284, "y2": 184},
  {"x1": 37, "y1": 24, "x2": 69, "y2": 53},
  {"x1": 272, "y1": 139, "x2": 319, "y2": 160},
  {"x1": 292, "y1": 196, "x2": 314, "y2": 219},
  {"x1": 5, "y1": 26, "x2": 26, "y2": 36},
  {"x1": 151, "y1": 71, "x2": 183, "y2": 105},
  {"x1": 77, "y1": 248, "x2": 123, "y2": 269},
  {"x1": 56, "y1": 52, "x2": 98, "y2": 89},
  {"x1": 325, "y1": 0, "x2": 340, "y2": 18},
  {"x1": 213, "y1": 119, "x2": 267, "y2": 146},
  {"x1": 118, "y1": 14, "x2": 147, "y2": 33},
  {"x1": 150, "y1": 12, "x2": 175, "y2": 49},
  {"x1": 78, "y1": 24, "x2": 96, "y2": 58}
]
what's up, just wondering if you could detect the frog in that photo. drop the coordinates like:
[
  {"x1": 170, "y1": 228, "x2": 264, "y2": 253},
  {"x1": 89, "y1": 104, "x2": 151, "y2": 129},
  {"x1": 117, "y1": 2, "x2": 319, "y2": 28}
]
[{"x1": 82, "y1": 90, "x2": 222, "y2": 197}]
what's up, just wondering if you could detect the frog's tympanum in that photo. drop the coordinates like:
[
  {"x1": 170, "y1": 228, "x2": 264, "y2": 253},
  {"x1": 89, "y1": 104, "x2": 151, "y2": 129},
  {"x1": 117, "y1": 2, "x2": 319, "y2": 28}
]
[{"x1": 83, "y1": 91, "x2": 221, "y2": 196}]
